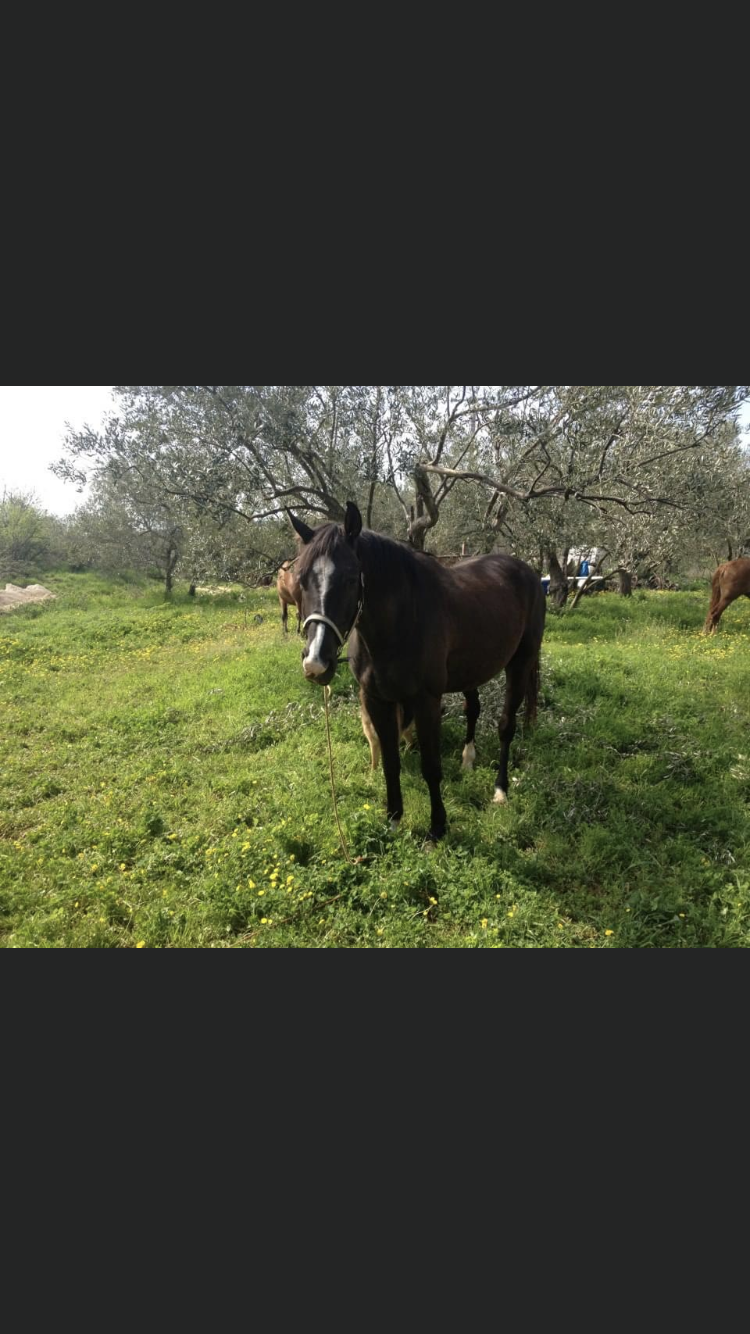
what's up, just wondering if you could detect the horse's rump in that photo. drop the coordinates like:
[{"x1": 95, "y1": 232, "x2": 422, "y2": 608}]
[
  {"x1": 439, "y1": 553, "x2": 545, "y2": 693},
  {"x1": 705, "y1": 557, "x2": 750, "y2": 632}
]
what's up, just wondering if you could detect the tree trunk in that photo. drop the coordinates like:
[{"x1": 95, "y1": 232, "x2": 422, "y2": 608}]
[
  {"x1": 569, "y1": 574, "x2": 595, "y2": 611},
  {"x1": 164, "y1": 541, "x2": 179, "y2": 597},
  {"x1": 188, "y1": 582, "x2": 197, "y2": 597},
  {"x1": 406, "y1": 465, "x2": 441, "y2": 551},
  {"x1": 547, "y1": 548, "x2": 569, "y2": 607},
  {"x1": 618, "y1": 570, "x2": 633, "y2": 597}
]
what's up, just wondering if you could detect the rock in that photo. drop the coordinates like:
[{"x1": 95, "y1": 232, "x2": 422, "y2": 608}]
[{"x1": 0, "y1": 583, "x2": 56, "y2": 613}]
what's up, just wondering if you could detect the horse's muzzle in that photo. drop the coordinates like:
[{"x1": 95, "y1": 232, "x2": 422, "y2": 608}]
[{"x1": 302, "y1": 656, "x2": 336, "y2": 687}]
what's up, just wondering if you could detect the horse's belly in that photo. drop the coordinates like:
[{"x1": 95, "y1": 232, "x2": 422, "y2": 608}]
[
  {"x1": 445, "y1": 632, "x2": 521, "y2": 694},
  {"x1": 445, "y1": 657, "x2": 505, "y2": 694}
]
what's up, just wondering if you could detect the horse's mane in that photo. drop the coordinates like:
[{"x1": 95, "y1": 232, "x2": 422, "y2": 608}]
[
  {"x1": 299, "y1": 524, "x2": 428, "y2": 585},
  {"x1": 359, "y1": 530, "x2": 429, "y2": 583}
]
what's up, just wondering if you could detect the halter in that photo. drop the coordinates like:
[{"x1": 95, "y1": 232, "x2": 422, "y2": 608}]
[{"x1": 302, "y1": 571, "x2": 365, "y2": 656}]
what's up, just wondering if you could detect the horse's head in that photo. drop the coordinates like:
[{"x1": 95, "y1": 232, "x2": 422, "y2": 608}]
[{"x1": 289, "y1": 502, "x2": 363, "y2": 687}]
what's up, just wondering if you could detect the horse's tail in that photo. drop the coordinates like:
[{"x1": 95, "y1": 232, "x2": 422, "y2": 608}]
[
  {"x1": 524, "y1": 655, "x2": 540, "y2": 726},
  {"x1": 704, "y1": 566, "x2": 724, "y2": 631}
]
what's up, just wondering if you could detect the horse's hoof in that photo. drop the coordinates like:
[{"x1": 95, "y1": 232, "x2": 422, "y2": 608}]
[
  {"x1": 492, "y1": 788, "x2": 508, "y2": 805},
  {"x1": 462, "y1": 743, "x2": 476, "y2": 771},
  {"x1": 389, "y1": 816, "x2": 401, "y2": 833}
]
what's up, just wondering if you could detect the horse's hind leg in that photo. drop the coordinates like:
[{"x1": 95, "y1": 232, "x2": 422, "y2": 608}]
[
  {"x1": 280, "y1": 598, "x2": 288, "y2": 633},
  {"x1": 494, "y1": 657, "x2": 531, "y2": 805},
  {"x1": 705, "y1": 593, "x2": 733, "y2": 634},
  {"x1": 462, "y1": 689, "x2": 480, "y2": 770}
]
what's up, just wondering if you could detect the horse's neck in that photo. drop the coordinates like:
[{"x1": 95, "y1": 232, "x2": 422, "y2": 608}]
[{"x1": 357, "y1": 537, "x2": 421, "y2": 650}]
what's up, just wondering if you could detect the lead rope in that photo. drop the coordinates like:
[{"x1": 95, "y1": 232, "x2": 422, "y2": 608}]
[{"x1": 323, "y1": 684, "x2": 357, "y2": 864}]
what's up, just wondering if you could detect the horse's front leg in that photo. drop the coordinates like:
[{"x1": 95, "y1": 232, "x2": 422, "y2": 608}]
[
  {"x1": 363, "y1": 693, "x2": 403, "y2": 829},
  {"x1": 413, "y1": 693, "x2": 447, "y2": 841}
]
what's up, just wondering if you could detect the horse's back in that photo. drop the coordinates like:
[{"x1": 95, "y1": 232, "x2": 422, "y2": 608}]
[{"x1": 445, "y1": 552, "x2": 544, "y2": 626}]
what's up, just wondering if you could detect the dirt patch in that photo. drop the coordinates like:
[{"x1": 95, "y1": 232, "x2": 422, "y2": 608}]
[{"x1": 0, "y1": 583, "x2": 56, "y2": 613}]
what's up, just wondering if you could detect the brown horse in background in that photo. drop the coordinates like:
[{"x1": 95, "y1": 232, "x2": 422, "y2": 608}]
[
  {"x1": 704, "y1": 558, "x2": 750, "y2": 633},
  {"x1": 277, "y1": 561, "x2": 302, "y2": 634}
]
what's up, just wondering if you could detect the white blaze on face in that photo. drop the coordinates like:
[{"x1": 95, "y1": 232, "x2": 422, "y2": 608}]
[{"x1": 303, "y1": 556, "x2": 336, "y2": 677}]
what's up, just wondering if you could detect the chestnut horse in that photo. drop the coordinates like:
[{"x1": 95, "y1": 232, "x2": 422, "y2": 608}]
[
  {"x1": 277, "y1": 560, "x2": 302, "y2": 634},
  {"x1": 289, "y1": 503, "x2": 545, "y2": 842},
  {"x1": 704, "y1": 558, "x2": 750, "y2": 633}
]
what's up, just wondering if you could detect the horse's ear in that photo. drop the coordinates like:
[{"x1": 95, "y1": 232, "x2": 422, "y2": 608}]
[
  {"x1": 344, "y1": 501, "x2": 362, "y2": 545},
  {"x1": 288, "y1": 510, "x2": 315, "y2": 545}
]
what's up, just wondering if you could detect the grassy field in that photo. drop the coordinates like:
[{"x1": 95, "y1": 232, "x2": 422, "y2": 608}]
[{"x1": 1, "y1": 571, "x2": 749, "y2": 948}]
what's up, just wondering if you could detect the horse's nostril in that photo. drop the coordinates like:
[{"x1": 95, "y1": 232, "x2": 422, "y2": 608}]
[{"x1": 304, "y1": 656, "x2": 331, "y2": 680}]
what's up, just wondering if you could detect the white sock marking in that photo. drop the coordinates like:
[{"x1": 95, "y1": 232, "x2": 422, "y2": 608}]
[{"x1": 462, "y1": 742, "x2": 476, "y2": 770}]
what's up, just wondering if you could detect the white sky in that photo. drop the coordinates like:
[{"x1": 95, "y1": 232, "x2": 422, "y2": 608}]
[
  {"x1": 0, "y1": 386, "x2": 115, "y2": 515},
  {"x1": 0, "y1": 386, "x2": 748, "y2": 519}
]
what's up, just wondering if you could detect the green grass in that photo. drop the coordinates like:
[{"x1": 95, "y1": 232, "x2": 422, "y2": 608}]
[{"x1": 1, "y1": 574, "x2": 749, "y2": 948}]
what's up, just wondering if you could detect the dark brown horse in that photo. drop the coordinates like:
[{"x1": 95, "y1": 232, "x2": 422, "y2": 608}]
[
  {"x1": 704, "y1": 558, "x2": 750, "y2": 633},
  {"x1": 290, "y1": 503, "x2": 546, "y2": 842},
  {"x1": 277, "y1": 560, "x2": 302, "y2": 634}
]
